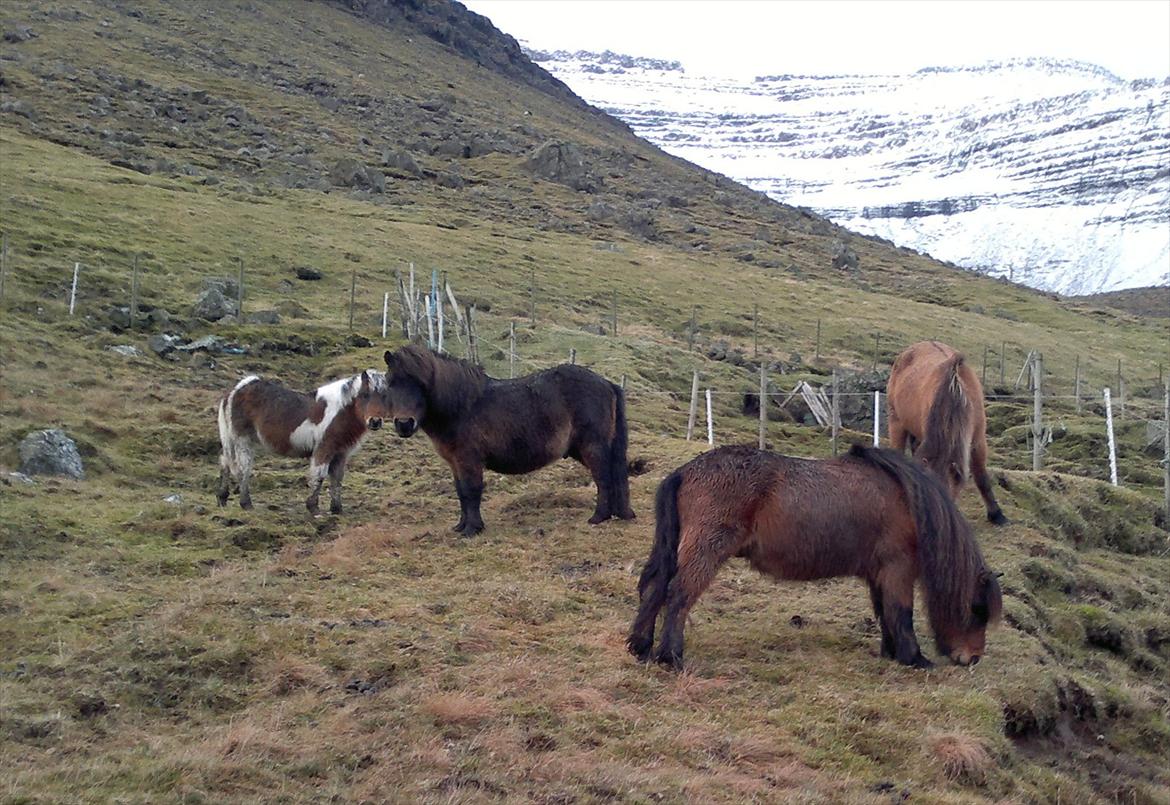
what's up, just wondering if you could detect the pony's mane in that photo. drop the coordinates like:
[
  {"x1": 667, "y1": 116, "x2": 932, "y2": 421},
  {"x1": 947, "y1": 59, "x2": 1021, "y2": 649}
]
[
  {"x1": 918, "y1": 354, "x2": 973, "y2": 483},
  {"x1": 390, "y1": 344, "x2": 488, "y2": 415},
  {"x1": 316, "y1": 370, "x2": 386, "y2": 407}
]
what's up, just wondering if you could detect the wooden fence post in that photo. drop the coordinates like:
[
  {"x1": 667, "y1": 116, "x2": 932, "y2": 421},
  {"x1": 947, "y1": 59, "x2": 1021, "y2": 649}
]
[
  {"x1": 467, "y1": 304, "x2": 478, "y2": 364},
  {"x1": 981, "y1": 345, "x2": 989, "y2": 386},
  {"x1": 236, "y1": 257, "x2": 244, "y2": 323},
  {"x1": 686, "y1": 370, "x2": 699, "y2": 441},
  {"x1": 620, "y1": 374, "x2": 627, "y2": 391},
  {"x1": 130, "y1": 254, "x2": 139, "y2": 330},
  {"x1": 873, "y1": 390, "x2": 881, "y2": 447},
  {"x1": 382, "y1": 291, "x2": 389, "y2": 339},
  {"x1": 509, "y1": 320, "x2": 516, "y2": 379},
  {"x1": 758, "y1": 361, "x2": 767, "y2": 449},
  {"x1": 68, "y1": 261, "x2": 80, "y2": 316},
  {"x1": 753, "y1": 302, "x2": 759, "y2": 359},
  {"x1": 1162, "y1": 381, "x2": 1169, "y2": 522},
  {"x1": 705, "y1": 388, "x2": 714, "y2": 446},
  {"x1": 1104, "y1": 387, "x2": 1118, "y2": 486},
  {"x1": 0, "y1": 231, "x2": 7, "y2": 303},
  {"x1": 612, "y1": 289, "x2": 618, "y2": 336},
  {"x1": 831, "y1": 368, "x2": 839, "y2": 456},
  {"x1": 1032, "y1": 352, "x2": 1044, "y2": 471},
  {"x1": 569, "y1": 348, "x2": 576, "y2": 365},
  {"x1": 1074, "y1": 354, "x2": 1082, "y2": 414},
  {"x1": 348, "y1": 266, "x2": 357, "y2": 331}
]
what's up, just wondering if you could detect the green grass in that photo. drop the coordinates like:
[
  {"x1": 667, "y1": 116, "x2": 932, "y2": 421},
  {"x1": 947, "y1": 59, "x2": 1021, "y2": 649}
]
[{"x1": 1, "y1": 1, "x2": 1169, "y2": 803}]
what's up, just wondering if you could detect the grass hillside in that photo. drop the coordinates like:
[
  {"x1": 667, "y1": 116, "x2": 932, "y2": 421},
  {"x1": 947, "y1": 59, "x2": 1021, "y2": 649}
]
[{"x1": 2, "y1": 2, "x2": 1169, "y2": 803}]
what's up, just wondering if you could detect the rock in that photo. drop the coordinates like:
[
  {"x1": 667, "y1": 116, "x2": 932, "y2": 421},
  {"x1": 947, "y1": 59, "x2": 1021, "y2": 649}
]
[
  {"x1": 18, "y1": 429, "x2": 84, "y2": 480},
  {"x1": 175, "y1": 335, "x2": 227, "y2": 353},
  {"x1": 581, "y1": 323, "x2": 607, "y2": 336},
  {"x1": 831, "y1": 240, "x2": 860, "y2": 272},
  {"x1": 201, "y1": 276, "x2": 240, "y2": 298},
  {"x1": 524, "y1": 141, "x2": 599, "y2": 192},
  {"x1": 381, "y1": 148, "x2": 422, "y2": 176},
  {"x1": 621, "y1": 209, "x2": 656, "y2": 240},
  {"x1": 295, "y1": 266, "x2": 323, "y2": 281},
  {"x1": 147, "y1": 333, "x2": 182, "y2": 356},
  {"x1": 436, "y1": 171, "x2": 464, "y2": 190},
  {"x1": 418, "y1": 94, "x2": 455, "y2": 114},
  {"x1": 346, "y1": 334, "x2": 373, "y2": 348},
  {"x1": 163, "y1": 494, "x2": 183, "y2": 505},
  {"x1": 586, "y1": 201, "x2": 616, "y2": 222},
  {"x1": 245, "y1": 310, "x2": 281, "y2": 325},
  {"x1": 329, "y1": 158, "x2": 383, "y2": 192},
  {"x1": 106, "y1": 306, "x2": 132, "y2": 329},
  {"x1": 192, "y1": 287, "x2": 237, "y2": 321},
  {"x1": 4, "y1": 471, "x2": 35, "y2": 485},
  {"x1": 107, "y1": 345, "x2": 143, "y2": 357},
  {"x1": 0, "y1": 100, "x2": 34, "y2": 119},
  {"x1": 3, "y1": 26, "x2": 38, "y2": 43}
]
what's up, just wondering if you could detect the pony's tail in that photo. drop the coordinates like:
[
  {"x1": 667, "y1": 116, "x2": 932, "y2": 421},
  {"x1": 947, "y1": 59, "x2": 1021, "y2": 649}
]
[
  {"x1": 219, "y1": 375, "x2": 259, "y2": 475},
  {"x1": 921, "y1": 354, "x2": 973, "y2": 485},
  {"x1": 848, "y1": 445, "x2": 985, "y2": 647},
  {"x1": 609, "y1": 384, "x2": 634, "y2": 518},
  {"x1": 627, "y1": 470, "x2": 683, "y2": 659}
]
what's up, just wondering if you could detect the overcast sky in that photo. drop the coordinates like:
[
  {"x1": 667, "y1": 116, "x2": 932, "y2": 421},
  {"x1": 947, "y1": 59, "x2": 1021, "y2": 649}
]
[{"x1": 463, "y1": 0, "x2": 1170, "y2": 80}]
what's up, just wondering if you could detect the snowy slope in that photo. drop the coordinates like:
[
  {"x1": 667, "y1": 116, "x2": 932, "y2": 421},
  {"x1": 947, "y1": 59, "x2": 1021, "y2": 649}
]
[{"x1": 530, "y1": 50, "x2": 1170, "y2": 295}]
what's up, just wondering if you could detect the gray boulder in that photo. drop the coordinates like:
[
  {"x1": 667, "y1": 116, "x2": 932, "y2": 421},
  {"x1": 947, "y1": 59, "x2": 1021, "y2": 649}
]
[
  {"x1": 831, "y1": 240, "x2": 860, "y2": 272},
  {"x1": 147, "y1": 333, "x2": 183, "y2": 357},
  {"x1": 524, "y1": 141, "x2": 598, "y2": 192},
  {"x1": 382, "y1": 149, "x2": 422, "y2": 176},
  {"x1": 329, "y1": 158, "x2": 384, "y2": 193},
  {"x1": 18, "y1": 429, "x2": 84, "y2": 480},
  {"x1": 246, "y1": 310, "x2": 281, "y2": 325},
  {"x1": 192, "y1": 287, "x2": 237, "y2": 321}
]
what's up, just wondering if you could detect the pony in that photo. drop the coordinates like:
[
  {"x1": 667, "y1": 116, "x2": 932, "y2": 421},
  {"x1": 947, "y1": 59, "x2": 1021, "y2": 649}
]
[
  {"x1": 628, "y1": 444, "x2": 1002, "y2": 670},
  {"x1": 381, "y1": 345, "x2": 634, "y2": 536},
  {"x1": 216, "y1": 370, "x2": 389, "y2": 514},
  {"x1": 887, "y1": 340, "x2": 1007, "y2": 525}
]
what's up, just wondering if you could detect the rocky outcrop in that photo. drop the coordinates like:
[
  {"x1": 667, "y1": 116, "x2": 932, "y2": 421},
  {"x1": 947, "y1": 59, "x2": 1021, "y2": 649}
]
[
  {"x1": 524, "y1": 141, "x2": 599, "y2": 192},
  {"x1": 18, "y1": 429, "x2": 84, "y2": 479}
]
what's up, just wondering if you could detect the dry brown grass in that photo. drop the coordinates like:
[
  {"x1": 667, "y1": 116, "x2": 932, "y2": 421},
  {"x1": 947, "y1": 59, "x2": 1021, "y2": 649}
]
[
  {"x1": 419, "y1": 692, "x2": 497, "y2": 726},
  {"x1": 928, "y1": 731, "x2": 995, "y2": 785}
]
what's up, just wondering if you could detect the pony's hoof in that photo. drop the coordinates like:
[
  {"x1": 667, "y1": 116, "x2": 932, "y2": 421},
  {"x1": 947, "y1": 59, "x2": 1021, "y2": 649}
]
[
  {"x1": 653, "y1": 651, "x2": 684, "y2": 671},
  {"x1": 988, "y1": 510, "x2": 1009, "y2": 526},
  {"x1": 906, "y1": 654, "x2": 935, "y2": 670},
  {"x1": 457, "y1": 523, "x2": 484, "y2": 538},
  {"x1": 330, "y1": 503, "x2": 343, "y2": 515},
  {"x1": 627, "y1": 636, "x2": 653, "y2": 662},
  {"x1": 588, "y1": 512, "x2": 611, "y2": 525},
  {"x1": 240, "y1": 499, "x2": 254, "y2": 511},
  {"x1": 619, "y1": 509, "x2": 636, "y2": 521},
  {"x1": 305, "y1": 500, "x2": 318, "y2": 515}
]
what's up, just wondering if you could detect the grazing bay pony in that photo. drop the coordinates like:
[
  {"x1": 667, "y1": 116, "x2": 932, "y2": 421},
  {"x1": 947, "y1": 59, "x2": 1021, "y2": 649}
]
[
  {"x1": 382, "y1": 345, "x2": 634, "y2": 536},
  {"x1": 216, "y1": 371, "x2": 388, "y2": 514},
  {"x1": 628, "y1": 445, "x2": 1002, "y2": 670},
  {"x1": 887, "y1": 340, "x2": 1007, "y2": 525}
]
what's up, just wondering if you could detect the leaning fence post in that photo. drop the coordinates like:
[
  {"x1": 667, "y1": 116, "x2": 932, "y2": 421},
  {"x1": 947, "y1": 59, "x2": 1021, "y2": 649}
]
[
  {"x1": 873, "y1": 390, "x2": 881, "y2": 447},
  {"x1": 436, "y1": 270, "x2": 445, "y2": 353},
  {"x1": 467, "y1": 304, "x2": 478, "y2": 364},
  {"x1": 1162, "y1": 381, "x2": 1169, "y2": 522},
  {"x1": 1032, "y1": 353, "x2": 1044, "y2": 471},
  {"x1": 831, "y1": 368, "x2": 839, "y2": 456},
  {"x1": 1074, "y1": 354, "x2": 1082, "y2": 414},
  {"x1": 509, "y1": 320, "x2": 516, "y2": 379},
  {"x1": 424, "y1": 295, "x2": 435, "y2": 347},
  {"x1": 1104, "y1": 388, "x2": 1118, "y2": 486},
  {"x1": 130, "y1": 254, "x2": 139, "y2": 330},
  {"x1": 0, "y1": 231, "x2": 7, "y2": 303},
  {"x1": 758, "y1": 362, "x2": 767, "y2": 449},
  {"x1": 620, "y1": 374, "x2": 627, "y2": 391},
  {"x1": 68, "y1": 261, "x2": 80, "y2": 316},
  {"x1": 529, "y1": 265, "x2": 536, "y2": 325},
  {"x1": 381, "y1": 291, "x2": 389, "y2": 339},
  {"x1": 236, "y1": 257, "x2": 244, "y2": 323},
  {"x1": 705, "y1": 388, "x2": 714, "y2": 446},
  {"x1": 686, "y1": 370, "x2": 699, "y2": 441}
]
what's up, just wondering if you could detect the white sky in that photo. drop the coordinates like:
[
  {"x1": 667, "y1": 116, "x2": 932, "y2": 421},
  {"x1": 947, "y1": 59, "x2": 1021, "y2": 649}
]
[{"x1": 463, "y1": 0, "x2": 1170, "y2": 80}]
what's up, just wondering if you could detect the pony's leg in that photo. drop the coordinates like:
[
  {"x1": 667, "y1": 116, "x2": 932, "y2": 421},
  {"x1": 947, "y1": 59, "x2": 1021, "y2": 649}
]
[
  {"x1": 878, "y1": 562, "x2": 933, "y2": 669},
  {"x1": 888, "y1": 409, "x2": 909, "y2": 455},
  {"x1": 216, "y1": 459, "x2": 231, "y2": 507},
  {"x1": 305, "y1": 453, "x2": 329, "y2": 514},
  {"x1": 237, "y1": 443, "x2": 255, "y2": 510},
  {"x1": 452, "y1": 463, "x2": 485, "y2": 536},
  {"x1": 327, "y1": 455, "x2": 347, "y2": 515},
  {"x1": 653, "y1": 526, "x2": 736, "y2": 670},
  {"x1": 578, "y1": 441, "x2": 613, "y2": 524},
  {"x1": 867, "y1": 579, "x2": 895, "y2": 659},
  {"x1": 971, "y1": 441, "x2": 1008, "y2": 525}
]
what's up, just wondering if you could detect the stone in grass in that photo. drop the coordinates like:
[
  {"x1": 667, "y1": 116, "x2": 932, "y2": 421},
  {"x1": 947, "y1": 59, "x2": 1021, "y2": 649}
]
[{"x1": 18, "y1": 429, "x2": 84, "y2": 480}]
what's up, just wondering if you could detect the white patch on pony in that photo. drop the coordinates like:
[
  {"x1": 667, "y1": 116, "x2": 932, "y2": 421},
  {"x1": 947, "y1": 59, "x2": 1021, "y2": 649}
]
[{"x1": 288, "y1": 374, "x2": 362, "y2": 453}]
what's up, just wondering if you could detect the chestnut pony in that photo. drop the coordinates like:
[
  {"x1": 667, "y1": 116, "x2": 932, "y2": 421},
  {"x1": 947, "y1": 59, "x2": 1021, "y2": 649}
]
[
  {"x1": 216, "y1": 371, "x2": 388, "y2": 514},
  {"x1": 382, "y1": 345, "x2": 634, "y2": 536},
  {"x1": 887, "y1": 341, "x2": 1006, "y2": 525},
  {"x1": 629, "y1": 445, "x2": 1002, "y2": 670}
]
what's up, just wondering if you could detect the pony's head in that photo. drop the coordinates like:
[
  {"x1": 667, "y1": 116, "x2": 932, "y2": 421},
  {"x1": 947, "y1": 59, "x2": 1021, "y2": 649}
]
[
  {"x1": 353, "y1": 371, "x2": 389, "y2": 431},
  {"x1": 383, "y1": 350, "x2": 426, "y2": 437},
  {"x1": 934, "y1": 569, "x2": 1002, "y2": 666}
]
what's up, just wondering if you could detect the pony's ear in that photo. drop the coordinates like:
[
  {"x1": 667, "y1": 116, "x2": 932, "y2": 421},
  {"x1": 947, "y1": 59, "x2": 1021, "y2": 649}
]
[
  {"x1": 360, "y1": 370, "x2": 370, "y2": 389},
  {"x1": 383, "y1": 350, "x2": 396, "y2": 371}
]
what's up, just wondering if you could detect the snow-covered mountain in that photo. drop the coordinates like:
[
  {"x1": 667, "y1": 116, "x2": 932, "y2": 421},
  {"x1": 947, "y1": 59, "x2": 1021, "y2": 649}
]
[{"x1": 529, "y1": 49, "x2": 1170, "y2": 295}]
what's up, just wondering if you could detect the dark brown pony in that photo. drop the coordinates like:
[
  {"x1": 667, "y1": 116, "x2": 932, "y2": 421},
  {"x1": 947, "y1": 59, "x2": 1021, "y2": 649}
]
[
  {"x1": 216, "y1": 371, "x2": 389, "y2": 514},
  {"x1": 382, "y1": 345, "x2": 635, "y2": 535},
  {"x1": 628, "y1": 444, "x2": 1002, "y2": 670},
  {"x1": 887, "y1": 341, "x2": 1007, "y2": 525}
]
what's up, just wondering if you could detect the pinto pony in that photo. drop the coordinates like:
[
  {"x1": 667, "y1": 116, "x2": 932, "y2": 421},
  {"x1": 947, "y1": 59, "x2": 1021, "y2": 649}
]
[
  {"x1": 216, "y1": 371, "x2": 388, "y2": 514},
  {"x1": 628, "y1": 445, "x2": 1002, "y2": 670},
  {"x1": 382, "y1": 345, "x2": 634, "y2": 536},
  {"x1": 887, "y1": 341, "x2": 1007, "y2": 524}
]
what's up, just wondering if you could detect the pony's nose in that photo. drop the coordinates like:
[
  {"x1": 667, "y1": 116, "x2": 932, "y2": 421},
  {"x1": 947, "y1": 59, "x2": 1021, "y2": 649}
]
[
  {"x1": 367, "y1": 418, "x2": 383, "y2": 431},
  {"x1": 394, "y1": 418, "x2": 416, "y2": 437},
  {"x1": 969, "y1": 655, "x2": 981, "y2": 667}
]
